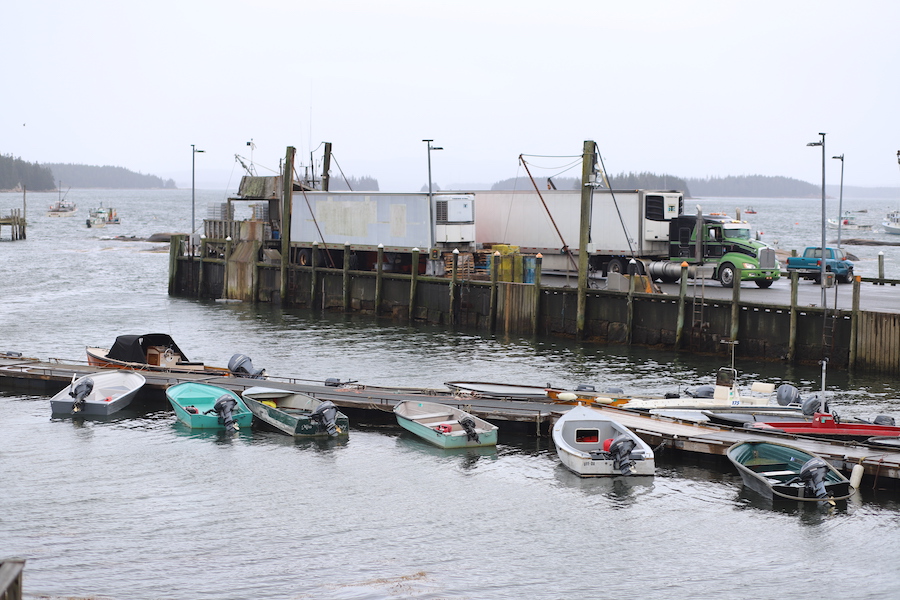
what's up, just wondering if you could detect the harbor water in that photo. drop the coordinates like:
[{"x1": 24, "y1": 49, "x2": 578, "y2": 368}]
[{"x1": 2, "y1": 189, "x2": 900, "y2": 600}]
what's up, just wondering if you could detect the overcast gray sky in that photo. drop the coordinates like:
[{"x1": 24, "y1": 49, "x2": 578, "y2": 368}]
[{"x1": 4, "y1": 1, "x2": 899, "y2": 190}]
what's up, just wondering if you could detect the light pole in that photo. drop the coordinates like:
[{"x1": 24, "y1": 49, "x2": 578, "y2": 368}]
[
  {"x1": 422, "y1": 139, "x2": 442, "y2": 250},
  {"x1": 191, "y1": 144, "x2": 205, "y2": 239},
  {"x1": 832, "y1": 154, "x2": 844, "y2": 248},
  {"x1": 806, "y1": 133, "x2": 826, "y2": 307}
]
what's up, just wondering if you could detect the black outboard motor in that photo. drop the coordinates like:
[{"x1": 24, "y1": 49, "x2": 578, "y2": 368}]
[
  {"x1": 798, "y1": 457, "x2": 829, "y2": 499},
  {"x1": 689, "y1": 385, "x2": 715, "y2": 399},
  {"x1": 603, "y1": 387, "x2": 624, "y2": 395},
  {"x1": 608, "y1": 434, "x2": 637, "y2": 476},
  {"x1": 69, "y1": 378, "x2": 94, "y2": 413},
  {"x1": 228, "y1": 354, "x2": 266, "y2": 379},
  {"x1": 310, "y1": 400, "x2": 340, "y2": 437},
  {"x1": 458, "y1": 416, "x2": 480, "y2": 443},
  {"x1": 213, "y1": 395, "x2": 240, "y2": 433},
  {"x1": 802, "y1": 394, "x2": 828, "y2": 416},
  {"x1": 776, "y1": 384, "x2": 802, "y2": 407}
]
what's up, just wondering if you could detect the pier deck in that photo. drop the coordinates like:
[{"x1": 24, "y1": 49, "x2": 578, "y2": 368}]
[{"x1": 2, "y1": 354, "x2": 898, "y2": 488}]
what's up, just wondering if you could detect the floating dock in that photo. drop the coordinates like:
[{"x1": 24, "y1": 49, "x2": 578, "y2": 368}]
[{"x1": 2, "y1": 354, "x2": 898, "y2": 489}]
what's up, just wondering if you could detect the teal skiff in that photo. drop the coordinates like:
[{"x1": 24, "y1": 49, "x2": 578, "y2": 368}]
[{"x1": 166, "y1": 382, "x2": 252, "y2": 432}]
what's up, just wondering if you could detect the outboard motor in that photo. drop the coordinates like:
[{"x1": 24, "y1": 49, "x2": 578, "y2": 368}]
[
  {"x1": 458, "y1": 416, "x2": 480, "y2": 443},
  {"x1": 798, "y1": 457, "x2": 829, "y2": 499},
  {"x1": 802, "y1": 394, "x2": 828, "y2": 416},
  {"x1": 213, "y1": 395, "x2": 240, "y2": 433},
  {"x1": 688, "y1": 385, "x2": 715, "y2": 399},
  {"x1": 603, "y1": 387, "x2": 624, "y2": 395},
  {"x1": 69, "y1": 378, "x2": 94, "y2": 413},
  {"x1": 776, "y1": 384, "x2": 802, "y2": 407},
  {"x1": 608, "y1": 434, "x2": 637, "y2": 476},
  {"x1": 873, "y1": 415, "x2": 896, "y2": 426},
  {"x1": 310, "y1": 400, "x2": 340, "y2": 437},
  {"x1": 228, "y1": 354, "x2": 266, "y2": 379}
]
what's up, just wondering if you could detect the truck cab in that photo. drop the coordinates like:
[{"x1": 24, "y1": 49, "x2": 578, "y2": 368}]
[{"x1": 669, "y1": 215, "x2": 780, "y2": 288}]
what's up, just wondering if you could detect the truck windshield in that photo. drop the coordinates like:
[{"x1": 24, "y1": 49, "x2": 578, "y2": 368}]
[{"x1": 723, "y1": 226, "x2": 751, "y2": 240}]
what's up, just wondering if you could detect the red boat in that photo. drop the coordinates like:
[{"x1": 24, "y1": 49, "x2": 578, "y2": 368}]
[{"x1": 750, "y1": 412, "x2": 900, "y2": 441}]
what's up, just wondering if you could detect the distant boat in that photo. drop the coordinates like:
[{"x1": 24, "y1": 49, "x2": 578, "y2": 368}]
[
  {"x1": 393, "y1": 400, "x2": 498, "y2": 448},
  {"x1": 827, "y1": 211, "x2": 872, "y2": 231},
  {"x1": 166, "y1": 382, "x2": 253, "y2": 433},
  {"x1": 744, "y1": 207, "x2": 757, "y2": 214},
  {"x1": 86, "y1": 205, "x2": 120, "y2": 228},
  {"x1": 50, "y1": 370, "x2": 146, "y2": 416},
  {"x1": 552, "y1": 404, "x2": 655, "y2": 477},
  {"x1": 727, "y1": 440, "x2": 854, "y2": 502},
  {"x1": 47, "y1": 183, "x2": 76, "y2": 217},
  {"x1": 241, "y1": 386, "x2": 349, "y2": 437},
  {"x1": 883, "y1": 210, "x2": 900, "y2": 235}
]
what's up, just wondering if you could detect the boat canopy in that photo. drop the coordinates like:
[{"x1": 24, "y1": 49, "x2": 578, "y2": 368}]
[{"x1": 107, "y1": 334, "x2": 190, "y2": 363}]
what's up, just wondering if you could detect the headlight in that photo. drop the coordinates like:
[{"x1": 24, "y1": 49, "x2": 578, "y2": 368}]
[{"x1": 742, "y1": 262, "x2": 756, "y2": 270}]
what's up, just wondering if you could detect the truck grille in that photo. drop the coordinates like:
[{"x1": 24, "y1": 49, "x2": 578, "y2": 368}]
[{"x1": 759, "y1": 247, "x2": 776, "y2": 269}]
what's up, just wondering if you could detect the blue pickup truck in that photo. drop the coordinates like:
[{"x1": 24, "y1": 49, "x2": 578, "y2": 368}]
[{"x1": 785, "y1": 247, "x2": 854, "y2": 283}]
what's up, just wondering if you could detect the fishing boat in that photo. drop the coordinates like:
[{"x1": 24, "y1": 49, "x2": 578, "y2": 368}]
[
  {"x1": 552, "y1": 404, "x2": 655, "y2": 477},
  {"x1": 445, "y1": 381, "x2": 550, "y2": 401},
  {"x1": 241, "y1": 386, "x2": 349, "y2": 437},
  {"x1": 748, "y1": 411, "x2": 900, "y2": 441},
  {"x1": 827, "y1": 211, "x2": 872, "y2": 231},
  {"x1": 47, "y1": 182, "x2": 76, "y2": 217},
  {"x1": 726, "y1": 440, "x2": 854, "y2": 502},
  {"x1": 86, "y1": 333, "x2": 265, "y2": 377},
  {"x1": 883, "y1": 210, "x2": 900, "y2": 235},
  {"x1": 86, "y1": 205, "x2": 120, "y2": 228},
  {"x1": 393, "y1": 400, "x2": 498, "y2": 448},
  {"x1": 744, "y1": 207, "x2": 757, "y2": 214},
  {"x1": 50, "y1": 370, "x2": 146, "y2": 416},
  {"x1": 166, "y1": 382, "x2": 253, "y2": 432}
]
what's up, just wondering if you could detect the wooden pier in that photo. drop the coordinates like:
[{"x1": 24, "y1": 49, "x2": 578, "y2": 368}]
[
  {"x1": 0, "y1": 209, "x2": 26, "y2": 240},
  {"x1": 3, "y1": 354, "x2": 898, "y2": 490}
]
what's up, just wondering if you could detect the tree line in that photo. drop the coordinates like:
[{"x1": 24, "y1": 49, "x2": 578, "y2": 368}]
[
  {"x1": 45, "y1": 163, "x2": 176, "y2": 189},
  {"x1": 0, "y1": 154, "x2": 55, "y2": 191}
]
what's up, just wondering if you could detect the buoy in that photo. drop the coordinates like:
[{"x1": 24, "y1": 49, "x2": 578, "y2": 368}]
[
  {"x1": 557, "y1": 392, "x2": 578, "y2": 402},
  {"x1": 850, "y1": 464, "x2": 864, "y2": 489}
]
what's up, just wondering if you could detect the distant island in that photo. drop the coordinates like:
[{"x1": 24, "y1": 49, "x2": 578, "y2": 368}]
[{"x1": 0, "y1": 154, "x2": 175, "y2": 191}]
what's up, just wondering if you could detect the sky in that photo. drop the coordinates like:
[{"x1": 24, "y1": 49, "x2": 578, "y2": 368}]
[{"x1": 3, "y1": 1, "x2": 899, "y2": 191}]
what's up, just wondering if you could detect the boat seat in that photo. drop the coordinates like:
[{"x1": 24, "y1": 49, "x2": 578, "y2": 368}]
[
  {"x1": 750, "y1": 382, "x2": 776, "y2": 394},
  {"x1": 429, "y1": 420, "x2": 461, "y2": 428},
  {"x1": 757, "y1": 470, "x2": 795, "y2": 477},
  {"x1": 407, "y1": 412, "x2": 453, "y2": 421},
  {"x1": 713, "y1": 386, "x2": 732, "y2": 401}
]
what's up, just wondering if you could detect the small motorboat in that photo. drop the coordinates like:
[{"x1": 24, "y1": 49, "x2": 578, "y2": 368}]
[
  {"x1": 727, "y1": 440, "x2": 855, "y2": 502},
  {"x1": 748, "y1": 412, "x2": 900, "y2": 441},
  {"x1": 827, "y1": 211, "x2": 873, "y2": 231},
  {"x1": 86, "y1": 333, "x2": 265, "y2": 378},
  {"x1": 241, "y1": 386, "x2": 349, "y2": 437},
  {"x1": 883, "y1": 210, "x2": 900, "y2": 235},
  {"x1": 744, "y1": 207, "x2": 757, "y2": 214},
  {"x1": 393, "y1": 400, "x2": 498, "y2": 448},
  {"x1": 552, "y1": 404, "x2": 655, "y2": 477},
  {"x1": 166, "y1": 382, "x2": 253, "y2": 433},
  {"x1": 444, "y1": 381, "x2": 549, "y2": 401},
  {"x1": 50, "y1": 370, "x2": 146, "y2": 416}
]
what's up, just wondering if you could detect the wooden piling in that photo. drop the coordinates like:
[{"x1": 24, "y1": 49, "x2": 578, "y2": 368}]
[
  {"x1": 532, "y1": 254, "x2": 543, "y2": 335},
  {"x1": 375, "y1": 244, "x2": 384, "y2": 315},
  {"x1": 449, "y1": 249, "x2": 458, "y2": 325},
  {"x1": 408, "y1": 248, "x2": 420, "y2": 322},
  {"x1": 310, "y1": 241, "x2": 319, "y2": 308},
  {"x1": 489, "y1": 251, "x2": 500, "y2": 332},
  {"x1": 730, "y1": 268, "x2": 741, "y2": 342},
  {"x1": 788, "y1": 271, "x2": 798, "y2": 363},
  {"x1": 280, "y1": 147, "x2": 295, "y2": 303},
  {"x1": 343, "y1": 242, "x2": 351, "y2": 311},
  {"x1": 850, "y1": 275, "x2": 860, "y2": 371},
  {"x1": 675, "y1": 262, "x2": 688, "y2": 349}
]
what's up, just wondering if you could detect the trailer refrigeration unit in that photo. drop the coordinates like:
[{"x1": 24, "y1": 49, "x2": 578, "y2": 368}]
[{"x1": 472, "y1": 189, "x2": 779, "y2": 288}]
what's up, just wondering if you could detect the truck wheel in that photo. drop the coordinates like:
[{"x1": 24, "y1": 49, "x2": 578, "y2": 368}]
[
  {"x1": 718, "y1": 263, "x2": 736, "y2": 288},
  {"x1": 841, "y1": 269, "x2": 854, "y2": 284},
  {"x1": 298, "y1": 249, "x2": 311, "y2": 266},
  {"x1": 755, "y1": 279, "x2": 773, "y2": 289},
  {"x1": 607, "y1": 258, "x2": 625, "y2": 276}
]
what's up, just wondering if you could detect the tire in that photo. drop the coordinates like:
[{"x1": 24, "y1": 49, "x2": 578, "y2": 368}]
[
  {"x1": 718, "y1": 263, "x2": 736, "y2": 288},
  {"x1": 841, "y1": 269, "x2": 854, "y2": 284},
  {"x1": 607, "y1": 258, "x2": 626, "y2": 276},
  {"x1": 755, "y1": 279, "x2": 773, "y2": 289},
  {"x1": 297, "y1": 249, "x2": 311, "y2": 266}
]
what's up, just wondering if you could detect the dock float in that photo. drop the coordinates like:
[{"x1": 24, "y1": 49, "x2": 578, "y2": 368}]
[{"x1": 2, "y1": 354, "x2": 898, "y2": 489}]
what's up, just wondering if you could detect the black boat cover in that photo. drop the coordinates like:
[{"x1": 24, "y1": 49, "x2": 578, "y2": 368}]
[{"x1": 106, "y1": 334, "x2": 190, "y2": 363}]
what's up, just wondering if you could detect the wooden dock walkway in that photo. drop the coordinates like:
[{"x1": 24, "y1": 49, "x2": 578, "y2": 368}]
[{"x1": 2, "y1": 354, "x2": 898, "y2": 488}]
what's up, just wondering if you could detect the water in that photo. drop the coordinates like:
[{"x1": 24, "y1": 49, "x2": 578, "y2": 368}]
[{"x1": 2, "y1": 189, "x2": 900, "y2": 600}]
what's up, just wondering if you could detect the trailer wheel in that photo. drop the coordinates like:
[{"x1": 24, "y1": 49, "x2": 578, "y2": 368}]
[
  {"x1": 718, "y1": 263, "x2": 736, "y2": 288},
  {"x1": 298, "y1": 249, "x2": 311, "y2": 266},
  {"x1": 607, "y1": 258, "x2": 626, "y2": 276},
  {"x1": 755, "y1": 279, "x2": 773, "y2": 289}
]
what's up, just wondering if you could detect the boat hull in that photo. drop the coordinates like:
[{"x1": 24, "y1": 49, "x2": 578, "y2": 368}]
[
  {"x1": 87, "y1": 341, "x2": 230, "y2": 376},
  {"x1": 242, "y1": 387, "x2": 349, "y2": 437},
  {"x1": 552, "y1": 404, "x2": 655, "y2": 477},
  {"x1": 444, "y1": 381, "x2": 549, "y2": 400},
  {"x1": 727, "y1": 440, "x2": 852, "y2": 501},
  {"x1": 50, "y1": 370, "x2": 146, "y2": 416},
  {"x1": 394, "y1": 400, "x2": 498, "y2": 448},
  {"x1": 166, "y1": 382, "x2": 253, "y2": 429}
]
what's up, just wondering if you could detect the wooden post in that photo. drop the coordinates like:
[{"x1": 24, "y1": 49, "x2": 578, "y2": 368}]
[
  {"x1": 878, "y1": 251, "x2": 885, "y2": 283},
  {"x1": 788, "y1": 270, "x2": 799, "y2": 362},
  {"x1": 675, "y1": 262, "x2": 689, "y2": 349},
  {"x1": 532, "y1": 253, "x2": 543, "y2": 334},
  {"x1": 252, "y1": 240, "x2": 261, "y2": 303},
  {"x1": 375, "y1": 243, "x2": 384, "y2": 315},
  {"x1": 730, "y1": 267, "x2": 741, "y2": 341},
  {"x1": 309, "y1": 241, "x2": 319, "y2": 309},
  {"x1": 342, "y1": 242, "x2": 351, "y2": 311},
  {"x1": 198, "y1": 236, "x2": 206, "y2": 297},
  {"x1": 849, "y1": 274, "x2": 861, "y2": 371},
  {"x1": 626, "y1": 266, "x2": 635, "y2": 345},
  {"x1": 167, "y1": 234, "x2": 183, "y2": 295},
  {"x1": 280, "y1": 146, "x2": 295, "y2": 303},
  {"x1": 449, "y1": 248, "x2": 459, "y2": 325},
  {"x1": 489, "y1": 251, "x2": 500, "y2": 332},
  {"x1": 408, "y1": 248, "x2": 420, "y2": 322},
  {"x1": 576, "y1": 140, "x2": 597, "y2": 340},
  {"x1": 223, "y1": 236, "x2": 233, "y2": 299}
]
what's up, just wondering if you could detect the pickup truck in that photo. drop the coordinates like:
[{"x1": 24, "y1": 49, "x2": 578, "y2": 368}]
[{"x1": 785, "y1": 247, "x2": 854, "y2": 283}]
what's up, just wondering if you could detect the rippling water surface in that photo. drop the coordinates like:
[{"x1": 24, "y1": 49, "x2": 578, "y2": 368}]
[{"x1": 2, "y1": 190, "x2": 900, "y2": 599}]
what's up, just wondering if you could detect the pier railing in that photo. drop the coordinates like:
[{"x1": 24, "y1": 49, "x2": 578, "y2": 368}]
[{"x1": 0, "y1": 558, "x2": 25, "y2": 600}]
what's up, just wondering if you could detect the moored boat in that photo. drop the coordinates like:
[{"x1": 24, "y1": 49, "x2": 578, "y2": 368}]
[
  {"x1": 50, "y1": 370, "x2": 146, "y2": 416},
  {"x1": 445, "y1": 381, "x2": 549, "y2": 401},
  {"x1": 827, "y1": 211, "x2": 872, "y2": 231},
  {"x1": 748, "y1": 412, "x2": 900, "y2": 441},
  {"x1": 726, "y1": 440, "x2": 854, "y2": 502},
  {"x1": 166, "y1": 382, "x2": 253, "y2": 432},
  {"x1": 393, "y1": 400, "x2": 498, "y2": 448},
  {"x1": 883, "y1": 210, "x2": 900, "y2": 235},
  {"x1": 552, "y1": 404, "x2": 655, "y2": 477},
  {"x1": 241, "y1": 386, "x2": 349, "y2": 437},
  {"x1": 86, "y1": 205, "x2": 119, "y2": 228}
]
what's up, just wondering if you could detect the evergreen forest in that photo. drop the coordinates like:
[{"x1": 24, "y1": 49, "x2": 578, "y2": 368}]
[
  {"x1": 44, "y1": 163, "x2": 176, "y2": 189},
  {"x1": 0, "y1": 154, "x2": 55, "y2": 191}
]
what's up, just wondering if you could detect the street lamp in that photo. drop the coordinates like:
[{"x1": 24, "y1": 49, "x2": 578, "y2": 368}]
[
  {"x1": 832, "y1": 154, "x2": 844, "y2": 248},
  {"x1": 806, "y1": 133, "x2": 826, "y2": 307},
  {"x1": 422, "y1": 139, "x2": 442, "y2": 250},
  {"x1": 191, "y1": 144, "x2": 205, "y2": 239}
]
